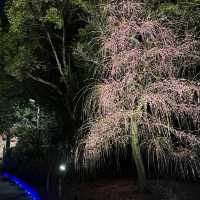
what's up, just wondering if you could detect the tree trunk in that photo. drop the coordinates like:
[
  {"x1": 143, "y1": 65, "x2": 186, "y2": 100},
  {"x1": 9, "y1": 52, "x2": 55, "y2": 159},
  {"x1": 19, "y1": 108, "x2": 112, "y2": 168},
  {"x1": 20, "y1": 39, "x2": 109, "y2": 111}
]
[
  {"x1": 131, "y1": 111, "x2": 146, "y2": 191},
  {"x1": 46, "y1": 170, "x2": 50, "y2": 192},
  {"x1": 5, "y1": 130, "x2": 11, "y2": 153}
]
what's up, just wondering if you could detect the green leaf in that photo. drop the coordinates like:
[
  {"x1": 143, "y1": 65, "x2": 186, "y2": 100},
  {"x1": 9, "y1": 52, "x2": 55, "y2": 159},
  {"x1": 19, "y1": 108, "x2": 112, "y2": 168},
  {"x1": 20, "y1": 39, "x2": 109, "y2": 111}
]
[{"x1": 43, "y1": 7, "x2": 63, "y2": 29}]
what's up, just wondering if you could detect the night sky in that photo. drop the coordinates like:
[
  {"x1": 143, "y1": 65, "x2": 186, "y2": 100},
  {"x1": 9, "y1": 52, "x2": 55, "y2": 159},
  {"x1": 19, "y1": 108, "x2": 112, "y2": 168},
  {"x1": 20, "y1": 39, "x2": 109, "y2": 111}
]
[{"x1": 0, "y1": 0, "x2": 5, "y2": 15}]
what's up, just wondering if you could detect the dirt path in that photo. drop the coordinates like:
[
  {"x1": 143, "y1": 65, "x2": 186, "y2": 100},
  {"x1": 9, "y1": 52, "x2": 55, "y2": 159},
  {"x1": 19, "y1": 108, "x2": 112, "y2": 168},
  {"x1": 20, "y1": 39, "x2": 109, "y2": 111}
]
[{"x1": 0, "y1": 176, "x2": 29, "y2": 200}]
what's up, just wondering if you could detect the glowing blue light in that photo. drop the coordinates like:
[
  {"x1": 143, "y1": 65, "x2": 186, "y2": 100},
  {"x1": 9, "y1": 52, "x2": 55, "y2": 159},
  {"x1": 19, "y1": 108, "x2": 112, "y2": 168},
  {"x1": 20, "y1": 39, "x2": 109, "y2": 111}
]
[{"x1": 2, "y1": 172, "x2": 41, "y2": 200}]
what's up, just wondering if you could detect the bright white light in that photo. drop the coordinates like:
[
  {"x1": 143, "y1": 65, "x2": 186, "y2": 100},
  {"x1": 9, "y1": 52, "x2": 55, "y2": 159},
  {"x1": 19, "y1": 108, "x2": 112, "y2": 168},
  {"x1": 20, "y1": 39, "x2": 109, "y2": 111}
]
[
  {"x1": 59, "y1": 164, "x2": 66, "y2": 172},
  {"x1": 29, "y1": 99, "x2": 36, "y2": 103}
]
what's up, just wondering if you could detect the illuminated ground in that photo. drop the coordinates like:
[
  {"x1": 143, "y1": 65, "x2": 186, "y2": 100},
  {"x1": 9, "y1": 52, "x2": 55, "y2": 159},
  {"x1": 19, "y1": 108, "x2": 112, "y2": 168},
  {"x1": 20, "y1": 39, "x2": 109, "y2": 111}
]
[{"x1": 0, "y1": 176, "x2": 28, "y2": 200}]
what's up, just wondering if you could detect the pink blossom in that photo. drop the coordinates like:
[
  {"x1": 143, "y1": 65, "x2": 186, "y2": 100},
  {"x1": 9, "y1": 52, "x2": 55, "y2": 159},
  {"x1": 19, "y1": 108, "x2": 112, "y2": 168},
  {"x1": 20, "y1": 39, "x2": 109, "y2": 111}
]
[{"x1": 75, "y1": 0, "x2": 200, "y2": 177}]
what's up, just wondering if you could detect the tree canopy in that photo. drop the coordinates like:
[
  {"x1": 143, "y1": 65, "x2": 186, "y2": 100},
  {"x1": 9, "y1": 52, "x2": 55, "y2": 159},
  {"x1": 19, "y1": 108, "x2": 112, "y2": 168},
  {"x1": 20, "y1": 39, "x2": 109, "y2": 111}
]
[{"x1": 0, "y1": 0, "x2": 200, "y2": 192}]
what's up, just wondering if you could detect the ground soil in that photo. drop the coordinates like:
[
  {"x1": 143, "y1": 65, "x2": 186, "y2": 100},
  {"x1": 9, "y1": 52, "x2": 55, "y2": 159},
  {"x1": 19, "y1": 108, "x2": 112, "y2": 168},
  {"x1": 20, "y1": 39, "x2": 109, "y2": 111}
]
[
  {"x1": 61, "y1": 177, "x2": 200, "y2": 200},
  {"x1": 76, "y1": 178, "x2": 149, "y2": 200},
  {"x1": 38, "y1": 176, "x2": 200, "y2": 200}
]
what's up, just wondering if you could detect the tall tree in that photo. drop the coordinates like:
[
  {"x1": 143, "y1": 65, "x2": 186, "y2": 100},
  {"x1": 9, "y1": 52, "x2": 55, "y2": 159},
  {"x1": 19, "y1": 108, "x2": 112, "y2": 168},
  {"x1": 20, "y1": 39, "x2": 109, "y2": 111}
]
[
  {"x1": 0, "y1": 0, "x2": 92, "y2": 141},
  {"x1": 75, "y1": 0, "x2": 200, "y2": 190}
]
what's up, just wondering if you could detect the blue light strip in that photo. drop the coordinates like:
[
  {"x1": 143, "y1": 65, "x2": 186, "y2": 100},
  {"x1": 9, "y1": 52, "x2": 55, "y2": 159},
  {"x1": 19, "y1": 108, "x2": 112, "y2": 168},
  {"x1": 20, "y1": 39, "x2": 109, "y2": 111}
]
[{"x1": 2, "y1": 172, "x2": 41, "y2": 200}]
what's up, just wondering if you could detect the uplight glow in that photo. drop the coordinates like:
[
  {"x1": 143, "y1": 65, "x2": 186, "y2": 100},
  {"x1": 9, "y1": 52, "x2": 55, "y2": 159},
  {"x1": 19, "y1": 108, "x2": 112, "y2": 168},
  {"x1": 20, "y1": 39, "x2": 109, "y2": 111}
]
[{"x1": 59, "y1": 164, "x2": 66, "y2": 172}]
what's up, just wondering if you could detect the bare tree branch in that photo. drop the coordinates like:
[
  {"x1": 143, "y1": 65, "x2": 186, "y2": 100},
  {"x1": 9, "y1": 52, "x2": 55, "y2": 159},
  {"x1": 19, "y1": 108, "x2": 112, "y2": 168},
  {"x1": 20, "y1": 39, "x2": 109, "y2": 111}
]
[
  {"x1": 28, "y1": 73, "x2": 63, "y2": 96},
  {"x1": 45, "y1": 29, "x2": 68, "y2": 88},
  {"x1": 62, "y1": 23, "x2": 68, "y2": 77}
]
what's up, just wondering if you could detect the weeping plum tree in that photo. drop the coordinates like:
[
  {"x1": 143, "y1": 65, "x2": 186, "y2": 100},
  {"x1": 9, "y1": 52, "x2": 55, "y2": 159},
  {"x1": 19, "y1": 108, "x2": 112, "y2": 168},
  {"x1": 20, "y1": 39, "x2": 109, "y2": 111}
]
[{"x1": 75, "y1": 0, "x2": 200, "y2": 190}]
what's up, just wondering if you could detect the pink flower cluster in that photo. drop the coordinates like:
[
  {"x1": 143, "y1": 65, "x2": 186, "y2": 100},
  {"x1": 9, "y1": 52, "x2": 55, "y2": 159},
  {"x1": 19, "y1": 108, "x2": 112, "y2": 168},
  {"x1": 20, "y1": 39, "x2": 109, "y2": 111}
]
[{"x1": 76, "y1": 0, "x2": 200, "y2": 176}]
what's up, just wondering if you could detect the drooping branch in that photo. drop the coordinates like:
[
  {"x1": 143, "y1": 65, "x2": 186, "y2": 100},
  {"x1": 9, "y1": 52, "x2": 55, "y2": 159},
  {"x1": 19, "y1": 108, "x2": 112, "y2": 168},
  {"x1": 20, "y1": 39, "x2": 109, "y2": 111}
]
[{"x1": 75, "y1": 0, "x2": 200, "y2": 183}]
